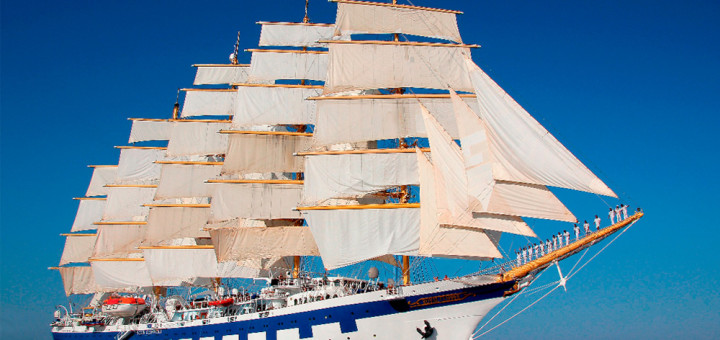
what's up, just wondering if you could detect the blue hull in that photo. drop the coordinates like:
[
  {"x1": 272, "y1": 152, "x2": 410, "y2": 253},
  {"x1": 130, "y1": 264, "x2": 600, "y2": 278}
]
[{"x1": 53, "y1": 280, "x2": 515, "y2": 340}]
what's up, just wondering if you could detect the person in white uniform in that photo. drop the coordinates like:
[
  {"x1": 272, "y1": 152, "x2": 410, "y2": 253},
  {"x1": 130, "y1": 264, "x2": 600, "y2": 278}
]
[
  {"x1": 573, "y1": 223, "x2": 580, "y2": 241},
  {"x1": 516, "y1": 250, "x2": 521, "y2": 266},
  {"x1": 564, "y1": 230, "x2": 570, "y2": 245},
  {"x1": 594, "y1": 215, "x2": 601, "y2": 230},
  {"x1": 558, "y1": 232, "x2": 564, "y2": 247},
  {"x1": 584, "y1": 220, "x2": 590, "y2": 234},
  {"x1": 521, "y1": 247, "x2": 527, "y2": 264},
  {"x1": 621, "y1": 204, "x2": 629, "y2": 220},
  {"x1": 552, "y1": 234, "x2": 558, "y2": 250},
  {"x1": 546, "y1": 239, "x2": 552, "y2": 253},
  {"x1": 615, "y1": 205, "x2": 622, "y2": 222},
  {"x1": 539, "y1": 241, "x2": 545, "y2": 256},
  {"x1": 609, "y1": 207, "x2": 615, "y2": 225}
]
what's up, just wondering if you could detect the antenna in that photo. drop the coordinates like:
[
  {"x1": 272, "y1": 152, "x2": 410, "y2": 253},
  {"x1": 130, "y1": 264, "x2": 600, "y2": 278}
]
[
  {"x1": 303, "y1": 0, "x2": 310, "y2": 23},
  {"x1": 230, "y1": 31, "x2": 240, "y2": 64}
]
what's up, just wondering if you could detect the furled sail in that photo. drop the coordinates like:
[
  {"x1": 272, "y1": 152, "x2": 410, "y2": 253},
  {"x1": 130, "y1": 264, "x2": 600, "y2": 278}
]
[
  {"x1": 166, "y1": 121, "x2": 230, "y2": 157},
  {"x1": 91, "y1": 259, "x2": 153, "y2": 291},
  {"x1": 334, "y1": 1, "x2": 462, "y2": 43},
  {"x1": 181, "y1": 90, "x2": 237, "y2": 117},
  {"x1": 59, "y1": 234, "x2": 98, "y2": 266},
  {"x1": 128, "y1": 119, "x2": 172, "y2": 143},
  {"x1": 416, "y1": 149, "x2": 502, "y2": 258},
  {"x1": 324, "y1": 42, "x2": 473, "y2": 94},
  {"x1": 222, "y1": 133, "x2": 311, "y2": 174},
  {"x1": 464, "y1": 59, "x2": 616, "y2": 197},
  {"x1": 194, "y1": 64, "x2": 251, "y2": 85},
  {"x1": 233, "y1": 85, "x2": 322, "y2": 127},
  {"x1": 71, "y1": 198, "x2": 106, "y2": 232},
  {"x1": 114, "y1": 148, "x2": 165, "y2": 185},
  {"x1": 210, "y1": 182, "x2": 303, "y2": 220},
  {"x1": 258, "y1": 22, "x2": 335, "y2": 48},
  {"x1": 92, "y1": 225, "x2": 147, "y2": 258},
  {"x1": 144, "y1": 207, "x2": 211, "y2": 245},
  {"x1": 247, "y1": 50, "x2": 328, "y2": 83},
  {"x1": 312, "y1": 95, "x2": 478, "y2": 146},
  {"x1": 59, "y1": 266, "x2": 98, "y2": 296},
  {"x1": 302, "y1": 151, "x2": 419, "y2": 204},
  {"x1": 85, "y1": 166, "x2": 117, "y2": 197},
  {"x1": 155, "y1": 164, "x2": 222, "y2": 199},
  {"x1": 102, "y1": 187, "x2": 156, "y2": 222},
  {"x1": 209, "y1": 227, "x2": 319, "y2": 262},
  {"x1": 304, "y1": 206, "x2": 419, "y2": 270}
]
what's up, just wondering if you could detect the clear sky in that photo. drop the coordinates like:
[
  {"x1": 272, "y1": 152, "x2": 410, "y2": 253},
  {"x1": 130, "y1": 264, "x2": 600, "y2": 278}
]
[{"x1": 1, "y1": 0, "x2": 719, "y2": 339}]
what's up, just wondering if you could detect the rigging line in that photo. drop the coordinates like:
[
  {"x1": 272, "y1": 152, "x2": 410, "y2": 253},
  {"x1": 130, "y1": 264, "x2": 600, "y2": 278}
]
[
  {"x1": 475, "y1": 284, "x2": 563, "y2": 339},
  {"x1": 473, "y1": 266, "x2": 550, "y2": 336},
  {"x1": 566, "y1": 220, "x2": 637, "y2": 281},
  {"x1": 566, "y1": 247, "x2": 590, "y2": 277}
]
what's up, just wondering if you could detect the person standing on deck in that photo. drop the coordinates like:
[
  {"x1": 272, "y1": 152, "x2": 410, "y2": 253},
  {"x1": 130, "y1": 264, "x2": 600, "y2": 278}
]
[
  {"x1": 539, "y1": 241, "x2": 545, "y2": 256},
  {"x1": 609, "y1": 207, "x2": 616, "y2": 225},
  {"x1": 546, "y1": 239, "x2": 552, "y2": 253},
  {"x1": 516, "y1": 250, "x2": 521, "y2": 266},
  {"x1": 521, "y1": 247, "x2": 527, "y2": 264},
  {"x1": 533, "y1": 243, "x2": 539, "y2": 260},
  {"x1": 552, "y1": 234, "x2": 558, "y2": 249},
  {"x1": 574, "y1": 223, "x2": 580, "y2": 241},
  {"x1": 594, "y1": 215, "x2": 601, "y2": 230},
  {"x1": 622, "y1": 204, "x2": 629, "y2": 220},
  {"x1": 584, "y1": 220, "x2": 591, "y2": 234},
  {"x1": 558, "y1": 232, "x2": 563, "y2": 247},
  {"x1": 564, "y1": 230, "x2": 570, "y2": 245},
  {"x1": 615, "y1": 205, "x2": 622, "y2": 223}
]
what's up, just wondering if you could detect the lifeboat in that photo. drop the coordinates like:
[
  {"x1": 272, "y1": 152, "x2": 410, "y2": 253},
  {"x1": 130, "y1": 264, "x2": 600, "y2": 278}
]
[
  {"x1": 101, "y1": 297, "x2": 147, "y2": 317},
  {"x1": 208, "y1": 298, "x2": 234, "y2": 307}
]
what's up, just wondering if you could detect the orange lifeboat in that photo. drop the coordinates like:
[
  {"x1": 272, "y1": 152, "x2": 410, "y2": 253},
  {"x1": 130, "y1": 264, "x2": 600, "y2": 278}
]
[
  {"x1": 101, "y1": 297, "x2": 147, "y2": 317},
  {"x1": 208, "y1": 298, "x2": 234, "y2": 307}
]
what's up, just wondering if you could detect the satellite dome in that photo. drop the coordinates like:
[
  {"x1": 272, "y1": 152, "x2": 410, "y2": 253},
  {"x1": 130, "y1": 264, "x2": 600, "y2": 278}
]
[{"x1": 367, "y1": 267, "x2": 379, "y2": 279}]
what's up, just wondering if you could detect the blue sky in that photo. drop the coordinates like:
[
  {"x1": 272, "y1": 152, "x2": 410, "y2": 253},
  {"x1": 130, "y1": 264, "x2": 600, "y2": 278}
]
[{"x1": 1, "y1": 0, "x2": 719, "y2": 339}]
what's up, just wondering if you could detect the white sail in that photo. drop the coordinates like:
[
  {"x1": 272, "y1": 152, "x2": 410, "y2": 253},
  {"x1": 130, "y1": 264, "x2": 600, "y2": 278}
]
[
  {"x1": 71, "y1": 199, "x2": 106, "y2": 232},
  {"x1": 248, "y1": 50, "x2": 328, "y2": 82},
  {"x1": 92, "y1": 225, "x2": 146, "y2": 258},
  {"x1": 209, "y1": 227, "x2": 319, "y2": 262},
  {"x1": 166, "y1": 122, "x2": 230, "y2": 157},
  {"x1": 59, "y1": 234, "x2": 98, "y2": 266},
  {"x1": 304, "y1": 207, "x2": 419, "y2": 270},
  {"x1": 325, "y1": 43, "x2": 472, "y2": 94},
  {"x1": 312, "y1": 96, "x2": 477, "y2": 145},
  {"x1": 144, "y1": 207, "x2": 210, "y2": 245},
  {"x1": 115, "y1": 148, "x2": 165, "y2": 185},
  {"x1": 155, "y1": 164, "x2": 222, "y2": 199},
  {"x1": 59, "y1": 266, "x2": 98, "y2": 296},
  {"x1": 258, "y1": 22, "x2": 335, "y2": 47},
  {"x1": 222, "y1": 133, "x2": 310, "y2": 174},
  {"x1": 419, "y1": 108, "x2": 536, "y2": 236},
  {"x1": 85, "y1": 167, "x2": 117, "y2": 197},
  {"x1": 303, "y1": 152, "x2": 419, "y2": 204},
  {"x1": 103, "y1": 187, "x2": 156, "y2": 222},
  {"x1": 181, "y1": 90, "x2": 236, "y2": 117},
  {"x1": 465, "y1": 59, "x2": 616, "y2": 197},
  {"x1": 210, "y1": 183, "x2": 303, "y2": 221},
  {"x1": 128, "y1": 120, "x2": 172, "y2": 143},
  {"x1": 142, "y1": 247, "x2": 262, "y2": 286},
  {"x1": 91, "y1": 260, "x2": 152, "y2": 291},
  {"x1": 194, "y1": 65, "x2": 250, "y2": 85},
  {"x1": 417, "y1": 149, "x2": 502, "y2": 258},
  {"x1": 335, "y1": 2, "x2": 462, "y2": 42},
  {"x1": 233, "y1": 85, "x2": 322, "y2": 127}
]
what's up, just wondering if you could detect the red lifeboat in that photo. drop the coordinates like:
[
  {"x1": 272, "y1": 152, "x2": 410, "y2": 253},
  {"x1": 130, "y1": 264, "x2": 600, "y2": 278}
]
[
  {"x1": 101, "y1": 297, "x2": 147, "y2": 317},
  {"x1": 208, "y1": 298, "x2": 234, "y2": 307}
]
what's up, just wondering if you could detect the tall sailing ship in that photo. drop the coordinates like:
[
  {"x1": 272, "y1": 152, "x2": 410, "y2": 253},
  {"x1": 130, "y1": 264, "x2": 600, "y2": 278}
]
[{"x1": 50, "y1": 1, "x2": 643, "y2": 339}]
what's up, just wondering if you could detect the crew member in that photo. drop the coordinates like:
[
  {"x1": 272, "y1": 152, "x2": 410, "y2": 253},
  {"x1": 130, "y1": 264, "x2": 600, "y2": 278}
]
[
  {"x1": 584, "y1": 220, "x2": 590, "y2": 234},
  {"x1": 563, "y1": 230, "x2": 570, "y2": 245},
  {"x1": 594, "y1": 215, "x2": 601, "y2": 230},
  {"x1": 609, "y1": 207, "x2": 615, "y2": 225},
  {"x1": 573, "y1": 223, "x2": 580, "y2": 241}
]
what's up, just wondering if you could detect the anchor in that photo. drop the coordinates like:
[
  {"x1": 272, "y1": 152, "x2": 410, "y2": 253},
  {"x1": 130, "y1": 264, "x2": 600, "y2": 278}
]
[{"x1": 416, "y1": 320, "x2": 435, "y2": 338}]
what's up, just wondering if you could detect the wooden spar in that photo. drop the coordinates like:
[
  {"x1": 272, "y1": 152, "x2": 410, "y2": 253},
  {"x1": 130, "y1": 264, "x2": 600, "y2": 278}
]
[
  {"x1": 319, "y1": 40, "x2": 479, "y2": 48},
  {"x1": 206, "y1": 179, "x2": 303, "y2": 185},
  {"x1": 219, "y1": 130, "x2": 313, "y2": 137},
  {"x1": 297, "y1": 148, "x2": 429, "y2": 156},
  {"x1": 245, "y1": 48, "x2": 328, "y2": 55},
  {"x1": 180, "y1": 88, "x2": 236, "y2": 92},
  {"x1": 293, "y1": 256, "x2": 301, "y2": 279},
  {"x1": 307, "y1": 93, "x2": 476, "y2": 100},
  {"x1": 48, "y1": 267, "x2": 62, "y2": 270},
  {"x1": 128, "y1": 118, "x2": 167, "y2": 122},
  {"x1": 192, "y1": 64, "x2": 251, "y2": 67},
  {"x1": 93, "y1": 221, "x2": 148, "y2": 225},
  {"x1": 331, "y1": 0, "x2": 463, "y2": 14},
  {"x1": 88, "y1": 258, "x2": 145, "y2": 262},
  {"x1": 499, "y1": 212, "x2": 645, "y2": 283},
  {"x1": 73, "y1": 197, "x2": 106, "y2": 201},
  {"x1": 114, "y1": 146, "x2": 167, "y2": 150},
  {"x1": 256, "y1": 21, "x2": 335, "y2": 27},
  {"x1": 138, "y1": 245, "x2": 214, "y2": 250},
  {"x1": 60, "y1": 233, "x2": 97, "y2": 237},
  {"x1": 155, "y1": 161, "x2": 224, "y2": 165},
  {"x1": 142, "y1": 203, "x2": 211, "y2": 208},
  {"x1": 230, "y1": 83, "x2": 323, "y2": 89},
  {"x1": 88, "y1": 165, "x2": 118, "y2": 168},
  {"x1": 296, "y1": 203, "x2": 419, "y2": 211},
  {"x1": 104, "y1": 184, "x2": 157, "y2": 188}
]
